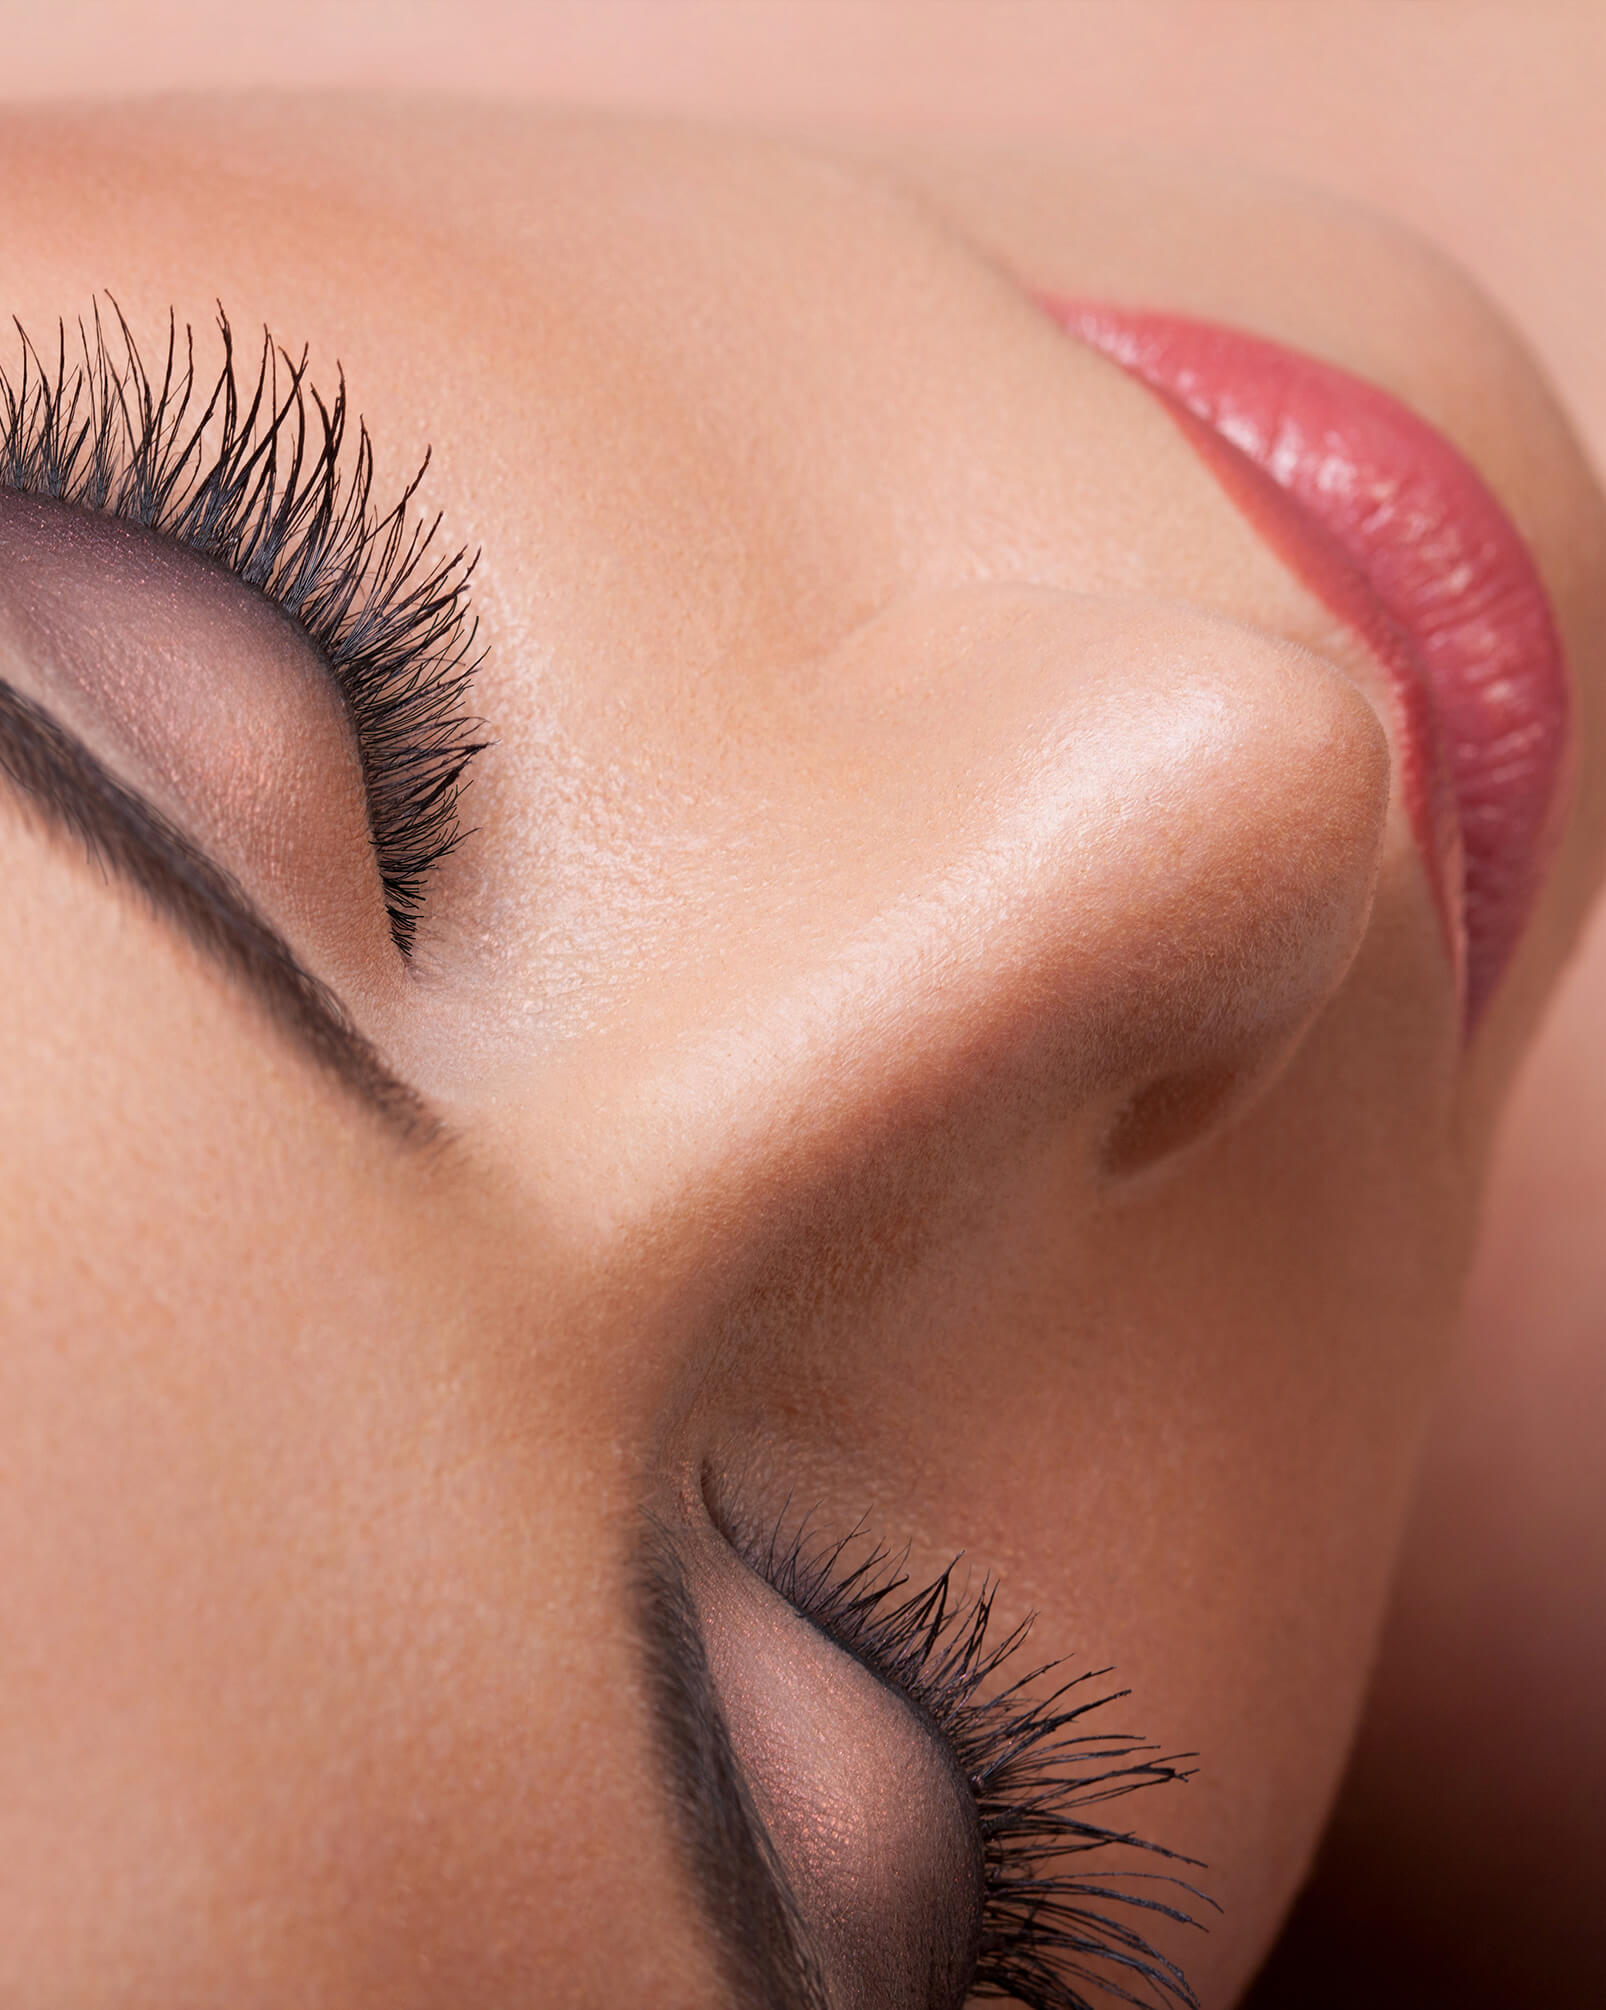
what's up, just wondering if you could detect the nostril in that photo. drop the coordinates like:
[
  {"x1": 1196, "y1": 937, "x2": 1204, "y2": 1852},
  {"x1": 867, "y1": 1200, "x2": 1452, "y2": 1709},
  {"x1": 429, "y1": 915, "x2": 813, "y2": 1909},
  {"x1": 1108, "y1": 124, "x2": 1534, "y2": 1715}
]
[
  {"x1": 584, "y1": 588, "x2": 1403, "y2": 1224},
  {"x1": 1101, "y1": 1059, "x2": 1244, "y2": 1177}
]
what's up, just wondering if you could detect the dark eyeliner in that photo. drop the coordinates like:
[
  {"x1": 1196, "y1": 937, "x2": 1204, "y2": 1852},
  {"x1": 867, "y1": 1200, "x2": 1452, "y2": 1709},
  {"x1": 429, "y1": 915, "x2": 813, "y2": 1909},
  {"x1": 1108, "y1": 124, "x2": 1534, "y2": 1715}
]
[
  {"x1": 0, "y1": 300, "x2": 487, "y2": 956},
  {"x1": 734, "y1": 1516, "x2": 1211, "y2": 2010}
]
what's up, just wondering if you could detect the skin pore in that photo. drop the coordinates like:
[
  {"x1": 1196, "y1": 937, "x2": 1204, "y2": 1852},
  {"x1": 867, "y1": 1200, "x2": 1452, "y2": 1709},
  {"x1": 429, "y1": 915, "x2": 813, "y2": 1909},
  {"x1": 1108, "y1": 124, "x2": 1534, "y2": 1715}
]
[{"x1": 1, "y1": 96, "x2": 1604, "y2": 2009}]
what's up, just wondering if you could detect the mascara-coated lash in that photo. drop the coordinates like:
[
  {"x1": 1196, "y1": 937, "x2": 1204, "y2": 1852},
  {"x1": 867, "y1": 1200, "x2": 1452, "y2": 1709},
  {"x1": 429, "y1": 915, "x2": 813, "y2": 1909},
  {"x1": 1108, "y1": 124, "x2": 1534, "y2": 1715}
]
[
  {"x1": 0, "y1": 301, "x2": 486, "y2": 956},
  {"x1": 750, "y1": 1521, "x2": 1210, "y2": 2010}
]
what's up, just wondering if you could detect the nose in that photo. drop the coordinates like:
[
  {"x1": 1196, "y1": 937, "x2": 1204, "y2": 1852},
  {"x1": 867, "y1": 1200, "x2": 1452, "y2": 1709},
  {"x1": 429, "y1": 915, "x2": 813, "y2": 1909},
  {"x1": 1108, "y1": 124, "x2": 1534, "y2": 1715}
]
[
  {"x1": 518, "y1": 583, "x2": 1396, "y2": 1241},
  {"x1": 817, "y1": 585, "x2": 1396, "y2": 1176}
]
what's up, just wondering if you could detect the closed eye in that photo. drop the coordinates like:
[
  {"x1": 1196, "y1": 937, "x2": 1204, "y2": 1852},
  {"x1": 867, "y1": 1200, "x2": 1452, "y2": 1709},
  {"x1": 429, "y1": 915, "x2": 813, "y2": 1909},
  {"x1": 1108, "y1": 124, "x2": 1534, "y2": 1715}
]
[
  {"x1": 640, "y1": 1496, "x2": 1208, "y2": 2010},
  {"x1": 0, "y1": 300, "x2": 488, "y2": 959}
]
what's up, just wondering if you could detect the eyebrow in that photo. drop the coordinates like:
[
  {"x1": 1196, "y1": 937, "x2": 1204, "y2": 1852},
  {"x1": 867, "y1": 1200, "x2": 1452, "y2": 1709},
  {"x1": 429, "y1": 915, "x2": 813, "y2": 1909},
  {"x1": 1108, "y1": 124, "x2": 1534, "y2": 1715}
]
[
  {"x1": 636, "y1": 1528, "x2": 833, "y2": 2010},
  {"x1": 0, "y1": 675, "x2": 434, "y2": 1140}
]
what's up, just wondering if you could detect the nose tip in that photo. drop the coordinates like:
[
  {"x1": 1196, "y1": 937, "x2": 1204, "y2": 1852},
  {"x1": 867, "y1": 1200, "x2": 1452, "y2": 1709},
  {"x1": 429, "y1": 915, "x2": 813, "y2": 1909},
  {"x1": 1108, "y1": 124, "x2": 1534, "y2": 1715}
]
[
  {"x1": 522, "y1": 586, "x2": 1399, "y2": 1230},
  {"x1": 817, "y1": 585, "x2": 1397, "y2": 1180}
]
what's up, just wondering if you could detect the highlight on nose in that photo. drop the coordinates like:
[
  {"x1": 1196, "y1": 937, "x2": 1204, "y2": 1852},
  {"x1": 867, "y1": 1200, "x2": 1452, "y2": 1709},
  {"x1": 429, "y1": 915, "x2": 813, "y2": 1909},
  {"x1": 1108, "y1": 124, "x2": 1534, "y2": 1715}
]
[
  {"x1": 773, "y1": 584, "x2": 1398, "y2": 1183},
  {"x1": 532, "y1": 583, "x2": 1400, "y2": 1224}
]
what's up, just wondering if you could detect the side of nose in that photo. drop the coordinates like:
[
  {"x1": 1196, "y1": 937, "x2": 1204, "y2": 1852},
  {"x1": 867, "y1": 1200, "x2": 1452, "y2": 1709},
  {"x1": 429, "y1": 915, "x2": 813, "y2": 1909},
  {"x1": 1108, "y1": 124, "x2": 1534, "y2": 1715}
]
[
  {"x1": 757, "y1": 583, "x2": 1396, "y2": 1179},
  {"x1": 523, "y1": 582, "x2": 1397, "y2": 1247}
]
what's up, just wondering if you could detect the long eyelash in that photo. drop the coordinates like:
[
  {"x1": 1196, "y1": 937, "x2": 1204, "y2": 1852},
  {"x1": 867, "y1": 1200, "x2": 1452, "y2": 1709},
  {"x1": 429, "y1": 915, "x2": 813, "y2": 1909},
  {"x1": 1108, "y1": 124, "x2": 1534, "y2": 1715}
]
[
  {"x1": 752, "y1": 1519, "x2": 1213, "y2": 2010},
  {"x1": 0, "y1": 299, "x2": 487, "y2": 955}
]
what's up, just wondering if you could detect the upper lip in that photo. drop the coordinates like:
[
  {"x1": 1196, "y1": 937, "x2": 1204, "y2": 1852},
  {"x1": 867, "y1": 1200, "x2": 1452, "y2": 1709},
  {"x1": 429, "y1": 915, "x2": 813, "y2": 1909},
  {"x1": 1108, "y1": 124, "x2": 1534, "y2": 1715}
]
[{"x1": 1041, "y1": 301, "x2": 1572, "y2": 1028}]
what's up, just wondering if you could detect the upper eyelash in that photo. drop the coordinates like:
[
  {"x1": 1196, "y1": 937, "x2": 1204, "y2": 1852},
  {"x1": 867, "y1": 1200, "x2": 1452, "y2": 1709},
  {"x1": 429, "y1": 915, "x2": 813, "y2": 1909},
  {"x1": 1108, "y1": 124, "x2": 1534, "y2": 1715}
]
[
  {"x1": 748, "y1": 1518, "x2": 1212, "y2": 2010},
  {"x1": 0, "y1": 300, "x2": 487, "y2": 956}
]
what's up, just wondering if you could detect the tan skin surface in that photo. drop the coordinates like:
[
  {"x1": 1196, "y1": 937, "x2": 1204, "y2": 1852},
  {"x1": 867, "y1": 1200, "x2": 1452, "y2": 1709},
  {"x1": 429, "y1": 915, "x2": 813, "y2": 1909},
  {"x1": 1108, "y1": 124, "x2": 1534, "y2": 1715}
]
[{"x1": 0, "y1": 68, "x2": 1603, "y2": 2010}]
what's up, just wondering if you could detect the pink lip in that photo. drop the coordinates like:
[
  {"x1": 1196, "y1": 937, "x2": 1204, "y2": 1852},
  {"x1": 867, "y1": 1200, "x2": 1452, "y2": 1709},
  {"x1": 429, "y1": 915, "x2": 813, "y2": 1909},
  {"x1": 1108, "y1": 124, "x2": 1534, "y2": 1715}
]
[{"x1": 1041, "y1": 301, "x2": 1571, "y2": 1028}]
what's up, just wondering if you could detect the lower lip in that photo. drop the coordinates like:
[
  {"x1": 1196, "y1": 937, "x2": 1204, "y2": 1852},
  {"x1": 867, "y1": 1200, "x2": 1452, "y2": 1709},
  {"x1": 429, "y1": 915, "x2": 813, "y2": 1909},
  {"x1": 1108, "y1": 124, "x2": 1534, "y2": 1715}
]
[{"x1": 1040, "y1": 300, "x2": 1571, "y2": 1028}]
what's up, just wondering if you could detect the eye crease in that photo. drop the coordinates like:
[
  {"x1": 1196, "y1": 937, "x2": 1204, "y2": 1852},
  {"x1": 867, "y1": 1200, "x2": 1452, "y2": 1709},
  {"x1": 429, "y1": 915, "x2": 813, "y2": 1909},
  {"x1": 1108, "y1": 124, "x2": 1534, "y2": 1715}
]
[
  {"x1": 0, "y1": 672, "x2": 429, "y2": 1134},
  {"x1": 0, "y1": 300, "x2": 488, "y2": 958}
]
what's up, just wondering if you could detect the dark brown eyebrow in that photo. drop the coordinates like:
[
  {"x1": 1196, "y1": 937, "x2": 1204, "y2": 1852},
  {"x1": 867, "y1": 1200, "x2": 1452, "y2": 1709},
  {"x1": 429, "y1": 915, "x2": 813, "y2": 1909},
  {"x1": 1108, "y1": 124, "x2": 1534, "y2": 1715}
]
[
  {"x1": 0, "y1": 674, "x2": 434, "y2": 1140},
  {"x1": 636, "y1": 1526, "x2": 833, "y2": 2010}
]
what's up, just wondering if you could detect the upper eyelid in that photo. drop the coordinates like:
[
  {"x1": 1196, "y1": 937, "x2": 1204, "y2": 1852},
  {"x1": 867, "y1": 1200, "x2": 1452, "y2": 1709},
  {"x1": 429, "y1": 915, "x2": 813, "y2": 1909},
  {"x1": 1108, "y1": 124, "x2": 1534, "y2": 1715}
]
[
  {"x1": 724, "y1": 1505, "x2": 1208, "y2": 2009},
  {"x1": 635, "y1": 1523, "x2": 832, "y2": 2010},
  {"x1": 0, "y1": 298, "x2": 489, "y2": 957}
]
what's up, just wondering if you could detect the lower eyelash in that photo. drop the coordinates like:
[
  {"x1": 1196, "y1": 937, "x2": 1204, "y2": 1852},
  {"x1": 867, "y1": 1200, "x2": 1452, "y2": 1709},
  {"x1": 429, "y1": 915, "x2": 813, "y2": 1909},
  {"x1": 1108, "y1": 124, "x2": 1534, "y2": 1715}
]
[
  {"x1": 0, "y1": 299, "x2": 487, "y2": 956},
  {"x1": 747, "y1": 1519, "x2": 1213, "y2": 2010}
]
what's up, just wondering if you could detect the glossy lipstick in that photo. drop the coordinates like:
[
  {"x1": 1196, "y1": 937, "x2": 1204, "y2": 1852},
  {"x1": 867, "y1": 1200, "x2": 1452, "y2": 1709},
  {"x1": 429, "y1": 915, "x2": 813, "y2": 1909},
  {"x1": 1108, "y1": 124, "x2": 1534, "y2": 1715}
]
[{"x1": 1043, "y1": 302, "x2": 1570, "y2": 1026}]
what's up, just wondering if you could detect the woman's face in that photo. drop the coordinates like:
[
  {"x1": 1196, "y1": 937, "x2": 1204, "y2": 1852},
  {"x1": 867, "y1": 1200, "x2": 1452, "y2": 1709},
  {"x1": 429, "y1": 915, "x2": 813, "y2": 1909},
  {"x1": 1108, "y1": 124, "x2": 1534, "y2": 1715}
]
[{"x1": 3, "y1": 103, "x2": 1603, "y2": 2008}]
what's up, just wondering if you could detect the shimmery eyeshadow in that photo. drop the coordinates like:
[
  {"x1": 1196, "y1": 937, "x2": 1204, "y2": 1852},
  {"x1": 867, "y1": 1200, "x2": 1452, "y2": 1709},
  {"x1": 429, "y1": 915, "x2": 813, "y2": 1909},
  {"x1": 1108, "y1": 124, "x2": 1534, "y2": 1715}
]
[
  {"x1": 0, "y1": 488, "x2": 397, "y2": 978},
  {"x1": 687, "y1": 1539, "x2": 983, "y2": 2010}
]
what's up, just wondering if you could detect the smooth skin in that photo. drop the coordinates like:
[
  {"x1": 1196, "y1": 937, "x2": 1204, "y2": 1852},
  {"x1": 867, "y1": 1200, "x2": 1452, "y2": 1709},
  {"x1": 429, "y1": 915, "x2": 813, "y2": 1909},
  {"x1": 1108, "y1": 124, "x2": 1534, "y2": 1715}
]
[
  {"x1": 10, "y1": 5, "x2": 1606, "y2": 2000},
  {"x1": 0, "y1": 92, "x2": 1602, "y2": 2009}
]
